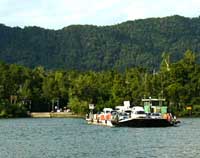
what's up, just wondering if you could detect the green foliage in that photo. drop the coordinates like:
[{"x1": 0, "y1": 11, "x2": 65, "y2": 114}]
[
  {"x1": 0, "y1": 100, "x2": 28, "y2": 118},
  {"x1": 1, "y1": 16, "x2": 200, "y2": 71},
  {"x1": 0, "y1": 50, "x2": 200, "y2": 116},
  {"x1": 68, "y1": 97, "x2": 88, "y2": 114},
  {"x1": 2, "y1": 15, "x2": 200, "y2": 116}
]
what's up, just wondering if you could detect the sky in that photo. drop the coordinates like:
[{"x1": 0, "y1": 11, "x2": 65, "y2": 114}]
[{"x1": 0, "y1": 0, "x2": 200, "y2": 30}]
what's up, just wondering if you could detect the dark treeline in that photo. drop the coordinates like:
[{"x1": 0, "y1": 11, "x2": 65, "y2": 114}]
[
  {"x1": 1, "y1": 15, "x2": 200, "y2": 71},
  {"x1": 0, "y1": 50, "x2": 200, "y2": 117}
]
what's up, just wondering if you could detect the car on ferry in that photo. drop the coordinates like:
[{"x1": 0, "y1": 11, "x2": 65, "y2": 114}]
[
  {"x1": 150, "y1": 113, "x2": 162, "y2": 119},
  {"x1": 131, "y1": 106, "x2": 147, "y2": 118}
]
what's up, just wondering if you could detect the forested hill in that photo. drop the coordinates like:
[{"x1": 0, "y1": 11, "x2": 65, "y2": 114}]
[{"x1": 0, "y1": 15, "x2": 200, "y2": 71}]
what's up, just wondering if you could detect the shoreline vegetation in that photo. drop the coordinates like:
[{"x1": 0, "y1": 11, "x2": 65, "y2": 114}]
[{"x1": 0, "y1": 50, "x2": 200, "y2": 118}]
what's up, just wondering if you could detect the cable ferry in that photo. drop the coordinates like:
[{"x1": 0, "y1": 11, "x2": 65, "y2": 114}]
[{"x1": 86, "y1": 99, "x2": 180, "y2": 127}]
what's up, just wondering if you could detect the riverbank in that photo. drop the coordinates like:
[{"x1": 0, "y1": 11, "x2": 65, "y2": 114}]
[{"x1": 30, "y1": 112, "x2": 84, "y2": 118}]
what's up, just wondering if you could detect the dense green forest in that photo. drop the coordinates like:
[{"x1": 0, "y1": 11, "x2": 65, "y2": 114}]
[
  {"x1": 0, "y1": 50, "x2": 200, "y2": 117},
  {"x1": 1, "y1": 15, "x2": 200, "y2": 71}
]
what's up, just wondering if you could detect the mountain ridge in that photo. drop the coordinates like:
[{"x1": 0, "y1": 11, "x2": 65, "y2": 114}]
[{"x1": 0, "y1": 15, "x2": 200, "y2": 71}]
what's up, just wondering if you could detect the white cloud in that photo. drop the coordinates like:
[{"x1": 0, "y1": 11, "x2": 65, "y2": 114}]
[
  {"x1": 0, "y1": 0, "x2": 200, "y2": 29},
  {"x1": 125, "y1": 0, "x2": 200, "y2": 20}
]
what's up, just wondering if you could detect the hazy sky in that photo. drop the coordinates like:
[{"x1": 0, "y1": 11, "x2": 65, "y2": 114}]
[{"x1": 0, "y1": 0, "x2": 200, "y2": 29}]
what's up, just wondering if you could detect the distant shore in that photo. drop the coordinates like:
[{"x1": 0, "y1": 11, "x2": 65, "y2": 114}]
[{"x1": 29, "y1": 112, "x2": 84, "y2": 118}]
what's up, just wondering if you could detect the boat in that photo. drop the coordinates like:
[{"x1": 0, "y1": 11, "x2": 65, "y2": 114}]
[
  {"x1": 86, "y1": 99, "x2": 180, "y2": 127},
  {"x1": 111, "y1": 106, "x2": 179, "y2": 127},
  {"x1": 86, "y1": 107, "x2": 114, "y2": 127}
]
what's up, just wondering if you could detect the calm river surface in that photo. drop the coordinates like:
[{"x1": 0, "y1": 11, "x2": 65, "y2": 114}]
[{"x1": 0, "y1": 118, "x2": 199, "y2": 158}]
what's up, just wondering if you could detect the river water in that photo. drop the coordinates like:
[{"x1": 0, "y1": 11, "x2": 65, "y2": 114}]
[{"x1": 0, "y1": 118, "x2": 199, "y2": 158}]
